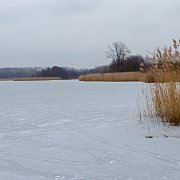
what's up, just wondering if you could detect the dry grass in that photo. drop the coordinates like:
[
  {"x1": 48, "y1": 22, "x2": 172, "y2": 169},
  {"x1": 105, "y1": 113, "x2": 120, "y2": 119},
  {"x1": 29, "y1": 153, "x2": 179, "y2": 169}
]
[
  {"x1": 13, "y1": 77, "x2": 61, "y2": 81},
  {"x1": 145, "y1": 70, "x2": 180, "y2": 83},
  {"x1": 79, "y1": 72, "x2": 146, "y2": 82},
  {"x1": 141, "y1": 39, "x2": 180, "y2": 125}
]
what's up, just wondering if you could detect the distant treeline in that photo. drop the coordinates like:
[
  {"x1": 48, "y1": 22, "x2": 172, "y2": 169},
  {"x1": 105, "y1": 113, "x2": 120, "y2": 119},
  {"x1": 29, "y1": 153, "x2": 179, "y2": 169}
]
[
  {"x1": 35, "y1": 55, "x2": 149, "y2": 79},
  {"x1": 0, "y1": 56, "x2": 149, "y2": 79},
  {"x1": 36, "y1": 66, "x2": 109, "y2": 79},
  {"x1": 1, "y1": 42, "x2": 179, "y2": 81},
  {"x1": 108, "y1": 55, "x2": 149, "y2": 72},
  {"x1": 0, "y1": 66, "x2": 108, "y2": 79},
  {"x1": 0, "y1": 42, "x2": 153, "y2": 79},
  {"x1": 0, "y1": 67, "x2": 42, "y2": 78}
]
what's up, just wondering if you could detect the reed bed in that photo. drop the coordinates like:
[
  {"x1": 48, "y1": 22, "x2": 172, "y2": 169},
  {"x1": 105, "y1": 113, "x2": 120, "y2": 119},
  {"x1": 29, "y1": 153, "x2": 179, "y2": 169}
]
[
  {"x1": 13, "y1": 77, "x2": 61, "y2": 81},
  {"x1": 79, "y1": 72, "x2": 146, "y2": 82},
  {"x1": 141, "y1": 39, "x2": 180, "y2": 125},
  {"x1": 145, "y1": 70, "x2": 180, "y2": 83},
  {"x1": 79, "y1": 71, "x2": 180, "y2": 83}
]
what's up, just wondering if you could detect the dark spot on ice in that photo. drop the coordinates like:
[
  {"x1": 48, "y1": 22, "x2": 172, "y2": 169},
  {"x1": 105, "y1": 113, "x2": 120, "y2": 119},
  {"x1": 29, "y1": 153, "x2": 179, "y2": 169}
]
[{"x1": 146, "y1": 136, "x2": 154, "y2": 138}]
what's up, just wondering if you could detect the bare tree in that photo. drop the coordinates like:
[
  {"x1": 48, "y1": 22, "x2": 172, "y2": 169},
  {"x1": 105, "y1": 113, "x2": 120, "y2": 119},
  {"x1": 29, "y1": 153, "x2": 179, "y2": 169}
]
[{"x1": 105, "y1": 42, "x2": 131, "y2": 72}]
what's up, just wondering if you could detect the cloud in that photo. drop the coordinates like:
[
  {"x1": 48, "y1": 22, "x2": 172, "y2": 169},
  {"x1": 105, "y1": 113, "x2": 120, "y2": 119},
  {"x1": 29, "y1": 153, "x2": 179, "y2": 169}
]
[
  {"x1": 0, "y1": 0, "x2": 179, "y2": 68},
  {"x1": 42, "y1": 0, "x2": 101, "y2": 15}
]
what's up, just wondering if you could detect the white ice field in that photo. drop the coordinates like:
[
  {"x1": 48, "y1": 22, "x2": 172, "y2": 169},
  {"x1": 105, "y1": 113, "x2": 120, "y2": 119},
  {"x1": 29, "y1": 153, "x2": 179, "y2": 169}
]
[{"x1": 0, "y1": 80, "x2": 180, "y2": 180}]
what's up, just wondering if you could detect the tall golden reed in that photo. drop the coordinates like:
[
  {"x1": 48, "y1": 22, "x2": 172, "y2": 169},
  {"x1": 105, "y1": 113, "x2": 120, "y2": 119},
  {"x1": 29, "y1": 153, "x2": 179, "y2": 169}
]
[
  {"x1": 79, "y1": 72, "x2": 146, "y2": 82},
  {"x1": 142, "y1": 39, "x2": 180, "y2": 125}
]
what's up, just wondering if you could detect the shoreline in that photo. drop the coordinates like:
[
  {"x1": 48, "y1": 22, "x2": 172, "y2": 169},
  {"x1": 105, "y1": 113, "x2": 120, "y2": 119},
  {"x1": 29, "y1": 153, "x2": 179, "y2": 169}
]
[{"x1": 0, "y1": 77, "x2": 61, "y2": 81}]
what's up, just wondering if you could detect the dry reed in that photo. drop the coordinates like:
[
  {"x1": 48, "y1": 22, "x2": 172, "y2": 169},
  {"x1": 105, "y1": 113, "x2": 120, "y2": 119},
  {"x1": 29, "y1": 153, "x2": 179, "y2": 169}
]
[
  {"x1": 142, "y1": 39, "x2": 180, "y2": 125},
  {"x1": 13, "y1": 77, "x2": 61, "y2": 81},
  {"x1": 79, "y1": 72, "x2": 146, "y2": 82}
]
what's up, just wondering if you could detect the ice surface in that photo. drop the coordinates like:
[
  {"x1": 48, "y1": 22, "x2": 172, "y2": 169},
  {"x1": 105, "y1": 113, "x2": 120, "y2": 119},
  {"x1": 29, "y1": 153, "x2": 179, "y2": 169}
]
[{"x1": 0, "y1": 80, "x2": 180, "y2": 180}]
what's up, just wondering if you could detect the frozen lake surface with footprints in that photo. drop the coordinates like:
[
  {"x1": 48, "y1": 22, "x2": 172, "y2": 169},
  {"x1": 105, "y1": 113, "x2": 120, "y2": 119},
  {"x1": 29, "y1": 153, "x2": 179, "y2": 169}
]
[{"x1": 0, "y1": 80, "x2": 180, "y2": 180}]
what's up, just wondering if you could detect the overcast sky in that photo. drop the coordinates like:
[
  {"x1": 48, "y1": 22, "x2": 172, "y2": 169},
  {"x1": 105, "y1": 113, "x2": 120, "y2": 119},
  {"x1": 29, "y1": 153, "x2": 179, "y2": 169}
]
[{"x1": 0, "y1": 0, "x2": 179, "y2": 68}]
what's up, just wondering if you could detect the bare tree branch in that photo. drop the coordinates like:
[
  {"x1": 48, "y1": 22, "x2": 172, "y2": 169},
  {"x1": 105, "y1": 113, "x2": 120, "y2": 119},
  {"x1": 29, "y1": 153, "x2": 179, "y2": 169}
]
[{"x1": 105, "y1": 42, "x2": 131, "y2": 72}]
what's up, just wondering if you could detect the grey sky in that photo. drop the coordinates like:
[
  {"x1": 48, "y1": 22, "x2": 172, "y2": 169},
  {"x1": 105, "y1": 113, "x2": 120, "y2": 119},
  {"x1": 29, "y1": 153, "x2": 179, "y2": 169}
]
[{"x1": 0, "y1": 0, "x2": 179, "y2": 68}]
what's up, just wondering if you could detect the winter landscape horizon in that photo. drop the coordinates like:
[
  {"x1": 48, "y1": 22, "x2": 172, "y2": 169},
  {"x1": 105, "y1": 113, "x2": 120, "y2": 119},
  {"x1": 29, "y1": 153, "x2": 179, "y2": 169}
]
[{"x1": 1, "y1": 0, "x2": 180, "y2": 179}]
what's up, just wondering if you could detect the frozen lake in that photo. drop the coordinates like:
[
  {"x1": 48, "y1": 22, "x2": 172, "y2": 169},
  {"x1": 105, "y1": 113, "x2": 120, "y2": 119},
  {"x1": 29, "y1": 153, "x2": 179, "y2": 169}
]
[{"x1": 0, "y1": 80, "x2": 180, "y2": 180}]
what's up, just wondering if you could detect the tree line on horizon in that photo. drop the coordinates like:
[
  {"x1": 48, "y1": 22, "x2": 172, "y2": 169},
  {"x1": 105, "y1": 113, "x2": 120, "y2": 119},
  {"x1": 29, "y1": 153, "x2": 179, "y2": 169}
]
[
  {"x1": 0, "y1": 67, "x2": 42, "y2": 78},
  {"x1": 0, "y1": 66, "x2": 108, "y2": 79},
  {"x1": 0, "y1": 42, "x2": 151, "y2": 79},
  {"x1": 36, "y1": 42, "x2": 150, "y2": 79}
]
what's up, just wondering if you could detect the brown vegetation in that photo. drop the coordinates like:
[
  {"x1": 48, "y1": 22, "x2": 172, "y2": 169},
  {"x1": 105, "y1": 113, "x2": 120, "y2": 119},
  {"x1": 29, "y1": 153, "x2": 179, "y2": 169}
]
[
  {"x1": 13, "y1": 77, "x2": 61, "y2": 81},
  {"x1": 79, "y1": 72, "x2": 146, "y2": 82},
  {"x1": 145, "y1": 70, "x2": 180, "y2": 83},
  {"x1": 141, "y1": 39, "x2": 180, "y2": 125}
]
